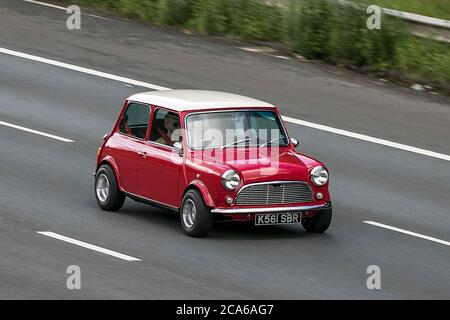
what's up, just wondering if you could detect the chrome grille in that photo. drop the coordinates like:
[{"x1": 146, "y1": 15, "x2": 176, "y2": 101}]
[{"x1": 236, "y1": 182, "x2": 313, "y2": 205}]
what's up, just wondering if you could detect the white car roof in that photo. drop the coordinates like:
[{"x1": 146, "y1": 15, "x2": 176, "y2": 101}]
[{"x1": 127, "y1": 90, "x2": 275, "y2": 112}]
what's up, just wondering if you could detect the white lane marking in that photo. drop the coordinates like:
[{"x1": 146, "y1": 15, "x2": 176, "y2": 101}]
[
  {"x1": 80, "y1": 13, "x2": 112, "y2": 21},
  {"x1": 272, "y1": 55, "x2": 290, "y2": 60},
  {"x1": 240, "y1": 47, "x2": 290, "y2": 60},
  {"x1": 363, "y1": 221, "x2": 450, "y2": 247},
  {"x1": 0, "y1": 121, "x2": 74, "y2": 142},
  {"x1": 37, "y1": 231, "x2": 142, "y2": 261},
  {"x1": 1, "y1": 46, "x2": 449, "y2": 162},
  {"x1": 0, "y1": 48, "x2": 169, "y2": 90},
  {"x1": 283, "y1": 116, "x2": 450, "y2": 162},
  {"x1": 23, "y1": 0, "x2": 66, "y2": 10},
  {"x1": 239, "y1": 47, "x2": 264, "y2": 53},
  {"x1": 22, "y1": 0, "x2": 112, "y2": 20}
]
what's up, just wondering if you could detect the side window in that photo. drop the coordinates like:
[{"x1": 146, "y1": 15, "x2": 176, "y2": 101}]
[
  {"x1": 119, "y1": 103, "x2": 150, "y2": 139},
  {"x1": 149, "y1": 109, "x2": 181, "y2": 147}
]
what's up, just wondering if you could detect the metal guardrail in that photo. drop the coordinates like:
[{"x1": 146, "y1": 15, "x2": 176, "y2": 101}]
[
  {"x1": 382, "y1": 8, "x2": 450, "y2": 43},
  {"x1": 316, "y1": 0, "x2": 450, "y2": 43},
  {"x1": 268, "y1": 0, "x2": 450, "y2": 43},
  {"x1": 383, "y1": 9, "x2": 450, "y2": 29}
]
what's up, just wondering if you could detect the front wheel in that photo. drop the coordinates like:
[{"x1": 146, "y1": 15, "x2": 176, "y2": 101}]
[
  {"x1": 302, "y1": 208, "x2": 332, "y2": 233},
  {"x1": 95, "y1": 164, "x2": 125, "y2": 211},
  {"x1": 180, "y1": 190, "x2": 213, "y2": 237}
]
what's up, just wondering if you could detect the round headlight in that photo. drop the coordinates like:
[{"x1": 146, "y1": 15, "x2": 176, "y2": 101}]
[
  {"x1": 222, "y1": 170, "x2": 241, "y2": 190},
  {"x1": 310, "y1": 166, "x2": 329, "y2": 186}
]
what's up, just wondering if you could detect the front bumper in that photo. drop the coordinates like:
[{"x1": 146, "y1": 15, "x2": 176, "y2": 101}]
[{"x1": 211, "y1": 202, "x2": 331, "y2": 214}]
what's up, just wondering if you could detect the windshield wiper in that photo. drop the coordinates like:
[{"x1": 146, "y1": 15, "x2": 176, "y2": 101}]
[
  {"x1": 259, "y1": 136, "x2": 285, "y2": 148},
  {"x1": 220, "y1": 137, "x2": 251, "y2": 150}
]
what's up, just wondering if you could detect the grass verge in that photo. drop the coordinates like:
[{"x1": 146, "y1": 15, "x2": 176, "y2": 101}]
[{"x1": 55, "y1": 0, "x2": 450, "y2": 88}]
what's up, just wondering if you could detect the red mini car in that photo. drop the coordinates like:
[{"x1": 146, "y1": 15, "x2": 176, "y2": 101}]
[{"x1": 94, "y1": 90, "x2": 332, "y2": 237}]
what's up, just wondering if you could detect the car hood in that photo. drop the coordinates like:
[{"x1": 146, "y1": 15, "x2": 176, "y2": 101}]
[{"x1": 202, "y1": 148, "x2": 313, "y2": 184}]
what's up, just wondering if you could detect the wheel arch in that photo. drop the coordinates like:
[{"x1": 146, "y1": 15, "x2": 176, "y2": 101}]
[
  {"x1": 96, "y1": 156, "x2": 124, "y2": 192},
  {"x1": 183, "y1": 180, "x2": 215, "y2": 207}
]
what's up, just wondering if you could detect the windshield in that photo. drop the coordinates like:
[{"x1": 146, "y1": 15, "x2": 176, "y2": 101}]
[{"x1": 186, "y1": 110, "x2": 289, "y2": 149}]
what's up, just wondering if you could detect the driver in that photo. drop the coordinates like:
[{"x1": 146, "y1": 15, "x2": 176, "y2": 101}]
[{"x1": 156, "y1": 112, "x2": 181, "y2": 146}]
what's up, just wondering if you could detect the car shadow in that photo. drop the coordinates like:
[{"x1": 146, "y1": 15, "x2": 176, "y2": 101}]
[
  {"x1": 210, "y1": 221, "x2": 323, "y2": 240},
  {"x1": 112, "y1": 200, "x2": 331, "y2": 241}
]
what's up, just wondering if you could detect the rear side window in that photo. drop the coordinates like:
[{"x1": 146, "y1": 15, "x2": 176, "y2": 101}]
[{"x1": 118, "y1": 103, "x2": 150, "y2": 139}]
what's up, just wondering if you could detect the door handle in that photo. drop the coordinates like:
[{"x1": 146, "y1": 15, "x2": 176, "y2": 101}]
[{"x1": 138, "y1": 151, "x2": 147, "y2": 158}]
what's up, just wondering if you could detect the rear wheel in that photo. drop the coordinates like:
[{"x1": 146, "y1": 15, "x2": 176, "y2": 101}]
[
  {"x1": 302, "y1": 208, "x2": 332, "y2": 233},
  {"x1": 95, "y1": 164, "x2": 125, "y2": 211},
  {"x1": 180, "y1": 190, "x2": 213, "y2": 237}
]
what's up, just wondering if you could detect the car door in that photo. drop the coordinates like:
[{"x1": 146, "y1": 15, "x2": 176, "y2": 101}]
[
  {"x1": 137, "y1": 107, "x2": 183, "y2": 208},
  {"x1": 113, "y1": 102, "x2": 151, "y2": 195}
]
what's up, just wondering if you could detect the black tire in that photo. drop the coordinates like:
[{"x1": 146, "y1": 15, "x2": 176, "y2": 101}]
[
  {"x1": 302, "y1": 208, "x2": 332, "y2": 233},
  {"x1": 94, "y1": 164, "x2": 125, "y2": 211},
  {"x1": 180, "y1": 189, "x2": 213, "y2": 237}
]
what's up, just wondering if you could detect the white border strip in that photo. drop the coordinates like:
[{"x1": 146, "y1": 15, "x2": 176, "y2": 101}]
[
  {"x1": 282, "y1": 116, "x2": 450, "y2": 162},
  {"x1": 22, "y1": 0, "x2": 112, "y2": 20},
  {"x1": 23, "y1": 0, "x2": 66, "y2": 10},
  {"x1": 37, "y1": 231, "x2": 142, "y2": 261},
  {"x1": 0, "y1": 120, "x2": 74, "y2": 142},
  {"x1": 0, "y1": 48, "x2": 169, "y2": 90},
  {"x1": 364, "y1": 221, "x2": 450, "y2": 247},
  {"x1": 1, "y1": 46, "x2": 449, "y2": 162}
]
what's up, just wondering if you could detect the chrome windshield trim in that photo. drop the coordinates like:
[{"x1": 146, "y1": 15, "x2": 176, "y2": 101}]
[{"x1": 211, "y1": 203, "x2": 330, "y2": 214}]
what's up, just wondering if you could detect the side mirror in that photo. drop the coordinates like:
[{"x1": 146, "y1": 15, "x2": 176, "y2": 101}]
[
  {"x1": 102, "y1": 133, "x2": 108, "y2": 141},
  {"x1": 173, "y1": 141, "x2": 183, "y2": 157},
  {"x1": 290, "y1": 137, "x2": 299, "y2": 147}
]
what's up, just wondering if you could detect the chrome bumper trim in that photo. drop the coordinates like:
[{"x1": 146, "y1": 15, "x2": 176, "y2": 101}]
[{"x1": 211, "y1": 203, "x2": 330, "y2": 214}]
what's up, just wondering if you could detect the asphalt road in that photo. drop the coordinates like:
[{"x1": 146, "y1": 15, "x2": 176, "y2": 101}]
[{"x1": 0, "y1": 0, "x2": 449, "y2": 299}]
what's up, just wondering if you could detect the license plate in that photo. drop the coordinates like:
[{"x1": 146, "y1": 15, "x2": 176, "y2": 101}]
[{"x1": 254, "y1": 213, "x2": 301, "y2": 226}]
